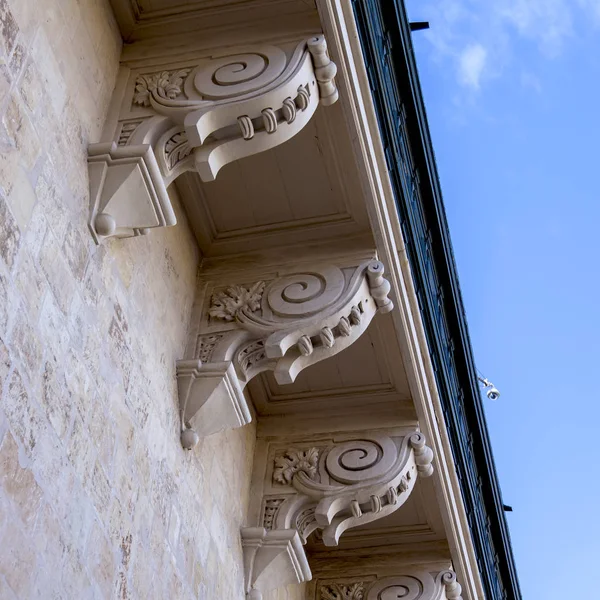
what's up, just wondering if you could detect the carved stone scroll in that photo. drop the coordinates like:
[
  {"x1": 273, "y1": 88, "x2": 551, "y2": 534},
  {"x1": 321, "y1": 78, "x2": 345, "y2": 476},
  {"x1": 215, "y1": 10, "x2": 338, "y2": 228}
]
[
  {"x1": 242, "y1": 430, "x2": 435, "y2": 598},
  {"x1": 317, "y1": 571, "x2": 462, "y2": 600},
  {"x1": 177, "y1": 260, "x2": 393, "y2": 445},
  {"x1": 87, "y1": 35, "x2": 338, "y2": 242}
]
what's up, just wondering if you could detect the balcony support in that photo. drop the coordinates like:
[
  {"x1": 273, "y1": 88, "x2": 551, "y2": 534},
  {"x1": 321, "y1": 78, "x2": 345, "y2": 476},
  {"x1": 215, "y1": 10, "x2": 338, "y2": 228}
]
[
  {"x1": 315, "y1": 570, "x2": 462, "y2": 600},
  {"x1": 242, "y1": 429, "x2": 435, "y2": 599},
  {"x1": 87, "y1": 35, "x2": 338, "y2": 242},
  {"x1": 177, "y1": 260, "x2": 393, "y2": 446}
]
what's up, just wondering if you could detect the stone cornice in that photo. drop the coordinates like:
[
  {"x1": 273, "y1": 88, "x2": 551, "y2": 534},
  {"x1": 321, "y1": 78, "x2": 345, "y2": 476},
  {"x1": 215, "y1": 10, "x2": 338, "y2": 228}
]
[
  {"x1": 346, "y1": 2, "x2": 521, "y2": 599},
  {"x1": 314, "y1": 0, "x2": 492, "y2": 598}
]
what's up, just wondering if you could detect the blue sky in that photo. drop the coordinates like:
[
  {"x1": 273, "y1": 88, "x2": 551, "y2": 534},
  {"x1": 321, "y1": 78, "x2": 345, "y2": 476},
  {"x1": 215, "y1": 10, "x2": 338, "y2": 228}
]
[{"x1": 405, "y1": 0, "x2": 600, "y2": 597}]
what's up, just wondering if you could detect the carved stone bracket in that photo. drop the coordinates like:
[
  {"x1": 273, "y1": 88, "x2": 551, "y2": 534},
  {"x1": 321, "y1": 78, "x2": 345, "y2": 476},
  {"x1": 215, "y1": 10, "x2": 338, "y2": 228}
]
[
  {"x1": 87, "y1": 35, "x2": 338, "y2": 242},
  {"x1": 317, "y1": 571, "x2": 462, "y2": 600},
  {"x1": 177, "y1": 260, "x2": 393, "y2": 446},
  {"x1": 241, "y1": 528, "x2": 312, "y2": 600},
  {"x1": 242, "y1": 430, "x2": 435, "y2": 598},
  {"x1": 87, "y1": 142, "x2": 177, "y2": 242}
]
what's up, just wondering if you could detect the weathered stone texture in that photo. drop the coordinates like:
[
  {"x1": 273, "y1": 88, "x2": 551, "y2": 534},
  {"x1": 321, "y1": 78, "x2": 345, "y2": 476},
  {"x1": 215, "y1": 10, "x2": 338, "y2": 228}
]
[
  {"x1": 0, "y1": 0, "x2": 257, "y2": 597},
  {"x1": 265, "y1": 583, "x2": 309, "y2": 600}
]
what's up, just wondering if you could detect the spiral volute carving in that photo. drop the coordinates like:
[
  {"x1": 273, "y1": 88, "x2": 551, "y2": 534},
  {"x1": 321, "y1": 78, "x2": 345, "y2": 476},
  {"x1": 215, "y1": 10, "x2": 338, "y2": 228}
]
[
  {"x1": 368, "y1": 577, "x2": 423, "y2": 600},
  {"x1": 439, "y1": 571, "x2": 462, "y2": 600},
  {"x1": 265, "y1": 266, "x2": 346, "y2": 318},
  {"x1": 367, "y1": 575, "x2": 426, "y2": 600},
  {"x1": 193, "y1": 47, "x2": 287, "y2": 100},
  {"x1": 325, "y1": 437, "x2": 397, "y2": 485}
]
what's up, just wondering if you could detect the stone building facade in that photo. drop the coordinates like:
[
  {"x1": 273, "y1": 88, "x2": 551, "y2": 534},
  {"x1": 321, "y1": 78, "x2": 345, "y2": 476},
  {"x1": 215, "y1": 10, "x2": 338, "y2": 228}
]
[{"x1": 0, "y1": 0, "x2": 521, "y2": 599}]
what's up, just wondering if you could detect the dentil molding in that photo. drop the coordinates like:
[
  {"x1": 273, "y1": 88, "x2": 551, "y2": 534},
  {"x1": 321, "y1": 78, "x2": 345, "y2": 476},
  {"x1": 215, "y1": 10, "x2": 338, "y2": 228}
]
[
  {"x1": 87, "y1": 35, "x2": 338, "y2": 242},
  {"x1": 242, "y1": 430, "x2": 435, "y2": 599},
  {"x1": 177, "y1": 260, "x2": 393, "y2": 446}
]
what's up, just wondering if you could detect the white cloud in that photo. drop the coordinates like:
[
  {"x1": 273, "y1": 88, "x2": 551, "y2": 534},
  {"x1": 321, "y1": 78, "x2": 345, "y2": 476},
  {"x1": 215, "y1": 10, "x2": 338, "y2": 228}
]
[
  {"x1": 497, "y1": 0, "x2": 573, "y2": 57},
  {"x1": 408, "y1": 0, "x2": 600, "y2": 96},
  {"x1": 458, "y1": 43, "x2": 488, "y2": 89}
]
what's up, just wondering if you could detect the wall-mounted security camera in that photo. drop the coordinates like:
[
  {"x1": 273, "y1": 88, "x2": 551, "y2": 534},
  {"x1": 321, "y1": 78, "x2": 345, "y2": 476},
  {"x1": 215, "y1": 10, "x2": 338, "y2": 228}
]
[{"x1": 478, "y1": 376, "x2": 500, "y2": 401}]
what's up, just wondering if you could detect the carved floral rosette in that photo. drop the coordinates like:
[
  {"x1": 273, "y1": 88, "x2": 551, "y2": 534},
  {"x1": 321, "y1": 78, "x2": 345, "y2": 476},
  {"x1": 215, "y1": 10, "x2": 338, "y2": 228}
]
[{"x1": 176, "y1": 260, "x2": 393, "y2": 443}]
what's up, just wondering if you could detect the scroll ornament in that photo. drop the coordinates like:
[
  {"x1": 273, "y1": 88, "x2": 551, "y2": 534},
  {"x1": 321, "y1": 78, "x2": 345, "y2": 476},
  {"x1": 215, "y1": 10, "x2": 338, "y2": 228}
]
[
  {"x1": 242, "y1": 432, "x2": 435, "y2": 599},
  {"x1": 88, "y1": 35, "x2": 339, "y2": 242},
  {"x1": 177, "y1": 260, "x2": 393, "y2": 447},
  {"x1": 318, "y1": 571, "x2": 462, "y2": 600},
  {"x1": 263, "y1": 432, "x2": 434, "y2": 546}
]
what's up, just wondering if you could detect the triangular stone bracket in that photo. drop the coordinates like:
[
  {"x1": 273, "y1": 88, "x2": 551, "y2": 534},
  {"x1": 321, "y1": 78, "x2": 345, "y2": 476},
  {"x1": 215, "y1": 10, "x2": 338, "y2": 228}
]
[
  {"x1": 87, "y1": 142, "x2": 176, "y2": 243},
  {"x1": 241, "y1": 527, "x2": 312, "y2": 600}
]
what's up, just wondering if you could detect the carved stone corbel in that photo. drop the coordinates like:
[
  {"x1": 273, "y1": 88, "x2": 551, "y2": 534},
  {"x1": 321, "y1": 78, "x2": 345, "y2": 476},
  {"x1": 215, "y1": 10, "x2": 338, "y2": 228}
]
[
  {"x1": 87, "y1": 142, "x2": 177, "y2": 243},
  {"x1": 241, "y1": 528, "x2": 312, "y2": 600},
  {"x1": 317, "y1": 570, "x2": 462, "y2": 600},
  {"x1": 87, "y1": 35, "x2": 338, "y2": 242},
  {"x1": 177, "y1": 260, "x2": 393, "y2": 446},
  {"x1": 242, "y1": 430, "x2": 435, "y2": 599}
]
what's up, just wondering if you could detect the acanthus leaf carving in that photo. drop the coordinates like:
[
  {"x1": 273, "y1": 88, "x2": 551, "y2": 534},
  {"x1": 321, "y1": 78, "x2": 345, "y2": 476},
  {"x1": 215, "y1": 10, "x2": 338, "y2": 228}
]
[
  {"x1": 273, "y1": 448, "x2": 319, "y2": 485},
  {"x1": 209, "y1": 281, "x2": 266, "y2": 322},
  {"x1": 262, "y1": 498, "x2": 285, "y2": 530},
  {"x1": 320, "y1": 583, "x2": 366, "y2": 600},
  {"x1": 133, "y1": 69, "x2": 191, "y2": 107},
  {"x1": 195, "y1": 334, "x2": 224, "y2": 363},
  {"x1": 237, "y1": 339, "x2": 268, "y2": 375},
  {"x1": 295, "y1": 506, "x2": 317, "y2": 543},
  {"x1": 118, "y1": 119, "x2": 144, "y2": 146},
  {"x1": 164, "y1": 130, "x2": 193, "y2": 171}
]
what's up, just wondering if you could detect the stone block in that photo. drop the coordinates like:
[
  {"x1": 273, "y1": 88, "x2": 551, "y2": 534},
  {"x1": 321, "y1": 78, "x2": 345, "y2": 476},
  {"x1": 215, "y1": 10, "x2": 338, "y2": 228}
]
[{"x1": 0, "y1": 432, "x2": 42, "y2": 528}]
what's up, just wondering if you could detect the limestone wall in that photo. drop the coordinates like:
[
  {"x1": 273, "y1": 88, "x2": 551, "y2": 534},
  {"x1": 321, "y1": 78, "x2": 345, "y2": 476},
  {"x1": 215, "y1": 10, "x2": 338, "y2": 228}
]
[
  {"x1": 265, "y1": 583, "x2": 309, "y2": 600},
  {"x1": 0, "y1": 0, "x2": 256, "y2": 597}
]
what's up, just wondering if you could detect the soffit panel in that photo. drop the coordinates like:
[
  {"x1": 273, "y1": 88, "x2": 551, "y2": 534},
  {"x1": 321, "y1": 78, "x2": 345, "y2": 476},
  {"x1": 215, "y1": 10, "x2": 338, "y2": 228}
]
[
  {"x1": 248, "y1": 313, "x2": 412, "y2": 417},
  {"x1": 175, "y1": 104, "x2": 371, "y2": 258},
  {"x1": 111, "y1": 0, "x2": 319, "y2": 44},
  {"x1": 306, "y1": 479, "x2": 447, "y2": 553}
]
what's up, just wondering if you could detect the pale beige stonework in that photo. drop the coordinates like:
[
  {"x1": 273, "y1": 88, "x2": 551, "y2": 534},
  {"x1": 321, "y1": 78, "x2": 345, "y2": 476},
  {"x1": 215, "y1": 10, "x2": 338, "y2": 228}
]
[
  {"x1": 0, "y1": 0, "x2": 495, "y2": 597},
  {"x1": 0, "y1": 0, "x2": 257, "y2": 598},
  {"x1": 264, "y1": 583, "x2": 308, "y2": 600}
]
